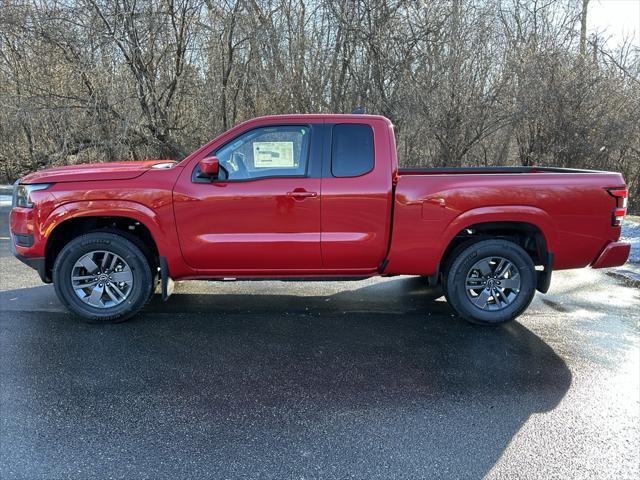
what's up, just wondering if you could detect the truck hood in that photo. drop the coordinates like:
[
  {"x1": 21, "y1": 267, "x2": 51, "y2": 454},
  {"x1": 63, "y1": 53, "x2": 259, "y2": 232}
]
[{"x1": 20, "y1": 160, "x2": 177, "y2": 184}]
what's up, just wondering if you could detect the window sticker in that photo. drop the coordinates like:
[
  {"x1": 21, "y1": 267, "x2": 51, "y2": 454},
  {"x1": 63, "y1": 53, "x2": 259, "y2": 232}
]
[{"x1": 253, "y1": 142, "x2": 295, "y2": 168}]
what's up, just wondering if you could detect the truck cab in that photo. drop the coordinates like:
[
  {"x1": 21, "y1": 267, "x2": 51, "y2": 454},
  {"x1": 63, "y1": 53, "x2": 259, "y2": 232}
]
[{"x1": 172, "y1": 115, "x2": 395, "y2": 276}]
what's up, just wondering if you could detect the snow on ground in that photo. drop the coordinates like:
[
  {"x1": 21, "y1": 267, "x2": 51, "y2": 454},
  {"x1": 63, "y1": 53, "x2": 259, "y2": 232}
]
[
  {"x1": 0, "y1": 185, "x2": 12, "y2": 207},
  {"x1": 621, "y1": 217, "x2": 640, "y2": 264}
]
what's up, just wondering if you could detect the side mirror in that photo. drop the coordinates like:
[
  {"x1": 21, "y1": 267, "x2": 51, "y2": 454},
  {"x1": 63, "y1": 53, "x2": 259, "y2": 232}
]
[{"x1": 199, "y1": 156, "x2": 220, "y2": 178}]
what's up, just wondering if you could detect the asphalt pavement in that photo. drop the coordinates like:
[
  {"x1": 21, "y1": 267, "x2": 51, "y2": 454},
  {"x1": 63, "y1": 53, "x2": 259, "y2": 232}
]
[{"x1": 1, "y1": 204, "x2": 639, "y2": 479}]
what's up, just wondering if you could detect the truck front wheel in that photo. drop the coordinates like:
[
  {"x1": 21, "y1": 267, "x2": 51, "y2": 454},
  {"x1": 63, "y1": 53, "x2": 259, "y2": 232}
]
[
  {"x1": 53, "y1": 232, "x2": 153, "y2": 323},
  {"x1": 444, "y1": 239, "x2": 536, "y2": 325}
]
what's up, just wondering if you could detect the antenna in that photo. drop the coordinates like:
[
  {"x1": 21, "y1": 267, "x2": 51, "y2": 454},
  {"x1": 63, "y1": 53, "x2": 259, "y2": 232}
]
[{"x1": 351, "y1": 106, "x2": 365, "y2": 114}]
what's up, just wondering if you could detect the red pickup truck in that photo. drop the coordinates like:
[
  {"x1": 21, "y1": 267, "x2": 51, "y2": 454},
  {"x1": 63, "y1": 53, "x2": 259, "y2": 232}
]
[{"x1": 10, "y1": 114, "x2": 631, "y2": 325}]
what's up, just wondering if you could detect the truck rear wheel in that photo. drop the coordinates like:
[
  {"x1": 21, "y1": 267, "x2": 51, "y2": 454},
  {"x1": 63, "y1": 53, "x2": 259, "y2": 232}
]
[
  {"x1": 53, "y1": 232, "x2": 153, "y2": 323},
  {"x1": 444, "y1": 239, "x2": 536, "y2": 325}
]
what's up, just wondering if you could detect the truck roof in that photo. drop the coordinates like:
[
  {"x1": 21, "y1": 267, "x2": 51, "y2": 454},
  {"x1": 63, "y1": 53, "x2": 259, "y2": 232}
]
[{"x1": 241, "y1": 113, "x2": 393, "y2": 124}]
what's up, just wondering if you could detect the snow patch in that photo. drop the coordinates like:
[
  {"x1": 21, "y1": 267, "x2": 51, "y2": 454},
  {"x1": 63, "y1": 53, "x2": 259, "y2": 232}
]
[{"x1": 621, "y1": 219, "x2": 640, "y2": 264}]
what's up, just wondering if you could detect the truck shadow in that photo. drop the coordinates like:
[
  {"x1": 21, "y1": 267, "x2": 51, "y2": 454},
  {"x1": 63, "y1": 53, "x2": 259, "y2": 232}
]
[
  {"x1": 0, "y1": 277, "x2": 571, "y2": 479},
  {"x1": 147, "y1": 275, "x2": 449, "y2": 315}
]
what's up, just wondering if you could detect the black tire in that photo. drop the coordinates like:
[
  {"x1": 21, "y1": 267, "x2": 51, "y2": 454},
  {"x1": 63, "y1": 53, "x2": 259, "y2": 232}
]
[
  {"x1": 444, "y1": 239, "x2": 536, "y2": 325},
  {"x1": 100, "y1": 228, "x2": 159, "y2": 301},
  {"x1": 104, "y1": 228, "x2": 159, "y2": 300},
  {"x1": 53, "y1": 232, "x2": 153, "y2": 323}
]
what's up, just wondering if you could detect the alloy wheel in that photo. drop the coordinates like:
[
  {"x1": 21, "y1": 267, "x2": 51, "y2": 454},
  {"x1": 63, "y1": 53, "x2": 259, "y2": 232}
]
[
  {"x1": 71, "y1": 250, "x2": 134, "y2": 308},
  {"x1": 464, "y1": 256, "x2": 521, "y2": 311}
]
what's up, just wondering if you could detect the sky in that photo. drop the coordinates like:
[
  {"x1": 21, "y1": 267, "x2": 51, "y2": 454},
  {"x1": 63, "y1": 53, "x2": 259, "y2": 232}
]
[{"x1": 588, "y1": 0, "x2": 640, "y2": 48}]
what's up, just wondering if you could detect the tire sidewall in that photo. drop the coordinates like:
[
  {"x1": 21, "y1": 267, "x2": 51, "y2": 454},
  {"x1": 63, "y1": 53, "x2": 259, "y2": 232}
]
[
  {"x1": 53, "y1": 233, "x2": 152, "y2": 323},
  {"x1": 446, "y1": 240, "x2": 536, "y2": 325}
]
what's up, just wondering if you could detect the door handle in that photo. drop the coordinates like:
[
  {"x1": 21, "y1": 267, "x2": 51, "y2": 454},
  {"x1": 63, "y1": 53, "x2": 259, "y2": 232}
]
[{"x1": 286, "y1": 190, "x2": 318, "y2": 199}]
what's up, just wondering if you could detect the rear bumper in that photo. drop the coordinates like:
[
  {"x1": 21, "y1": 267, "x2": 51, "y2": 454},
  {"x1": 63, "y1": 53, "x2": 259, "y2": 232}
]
[{"x1": 591, "y1": 241, "x2": 631, "y2": 269}]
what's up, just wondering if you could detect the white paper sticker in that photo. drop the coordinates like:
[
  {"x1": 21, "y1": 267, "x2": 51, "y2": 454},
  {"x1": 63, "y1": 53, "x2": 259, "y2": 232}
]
[{"x1": 253, "y1": 142, "x2": 295, "y2": 168}]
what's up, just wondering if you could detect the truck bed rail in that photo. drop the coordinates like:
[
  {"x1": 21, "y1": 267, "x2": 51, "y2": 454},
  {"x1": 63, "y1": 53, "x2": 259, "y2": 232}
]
[{"x1": 398, "y1": 166, "x2": 607, "y2": 175}]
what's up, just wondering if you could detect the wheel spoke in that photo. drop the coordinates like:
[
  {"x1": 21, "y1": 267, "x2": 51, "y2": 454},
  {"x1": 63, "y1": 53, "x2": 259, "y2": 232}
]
[
  {"x1": 497, "y1": 287, "x2": 512, "y2": 305},
  {"x1": 472, "y1": 289, "x2": 491, "y2": 308},
  {"x1": 72, "y1": 275, "x2": 96, "y2": 282},
  {"x1": 104, "y1": 284, "x2": 121, "y2": 303},
  {"x1": 494, "y1": 258, "x2": 506, "y2": 277},
  {"x1": 476, "y1": 259, "x2": 493, "y2": 277},
  {"x1": 101, "y1": 252, "x2": 110, "y2": 270},
  {"x1": 109, "y1": 254, "x2": 118, "y2": 271},
  {"x1": 78, "y1": 255, "x2": 99, "y2": 273},
  {"x1": 500, "y1": 276, "x2": 520, "y2": 290},
  {"x1": 108, "y1": 282, "x2": 126, "y2": 299},
  {"x1": 493, "y1": 287, "x2": 505, "y2": 306},
  {"x1": 86, "y1": 285, "x2": 104, "y2": 306},
  {"x1": 110, "y1": 269, "x2": 133, "y2": 284},
  {"x1": 497, "y1": 261, "x2": 513, "y2": 278}
]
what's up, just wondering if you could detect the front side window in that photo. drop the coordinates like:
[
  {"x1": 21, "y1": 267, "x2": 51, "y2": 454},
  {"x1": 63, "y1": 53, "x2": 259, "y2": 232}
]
[
  {"x1": 214, "y1": 125, "x2": 310, "y2": 181},
  {"x1": 331, "y1": 124, "x2": 374, "y2": 177}
]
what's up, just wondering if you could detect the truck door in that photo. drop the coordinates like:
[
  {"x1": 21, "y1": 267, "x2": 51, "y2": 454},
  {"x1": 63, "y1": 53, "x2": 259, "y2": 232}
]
[
  {"x1": 320, "y1": 120, "x2": 394, "y2": 270},
  {"x1": 173, "y1": 124, "x2": 322, "y2": 272}
]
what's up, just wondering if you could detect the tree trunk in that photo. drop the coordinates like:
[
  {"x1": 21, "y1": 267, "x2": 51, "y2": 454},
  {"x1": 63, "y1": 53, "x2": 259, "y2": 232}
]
[{"x1": 580, "y1": 0, "x2": 590, "y2": 56}]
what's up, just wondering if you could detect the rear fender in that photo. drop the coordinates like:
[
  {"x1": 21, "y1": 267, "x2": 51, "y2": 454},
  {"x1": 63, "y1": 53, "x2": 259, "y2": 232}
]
[{"x1": 441, "y1": 205, "x2": 557, "y2": 258}]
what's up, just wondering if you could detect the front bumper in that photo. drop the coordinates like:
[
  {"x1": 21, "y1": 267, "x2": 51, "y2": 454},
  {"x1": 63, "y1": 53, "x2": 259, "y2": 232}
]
[
  {"x1": 10, "y1": 239, "x2": 50, "y2": 282},
  {"x1": 591, "y1": 241, "x2": 631, "y2": 269},
  {"x1": 9, "y1": 197, "x2": 51, "y2": 283},
  {"x1": 9, "y1": 214, "x2": 51, "y2": 283}
]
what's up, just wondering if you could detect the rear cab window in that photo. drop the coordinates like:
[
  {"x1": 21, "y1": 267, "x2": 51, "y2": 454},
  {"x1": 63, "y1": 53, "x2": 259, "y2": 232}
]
[{"x1": 331, "y1": 124, "x2": 374, "y2": 177}]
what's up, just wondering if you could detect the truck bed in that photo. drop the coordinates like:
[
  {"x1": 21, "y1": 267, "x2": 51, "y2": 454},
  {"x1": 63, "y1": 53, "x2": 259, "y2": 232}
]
[{"x1": 385, "y1": 166, "x2": 626, "y2": 276}]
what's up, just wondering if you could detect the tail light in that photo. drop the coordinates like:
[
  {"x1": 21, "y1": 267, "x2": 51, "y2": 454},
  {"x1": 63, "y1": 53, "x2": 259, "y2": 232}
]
[{"x1": 607, "y1": 188, "x2": 628, "y2": 227}]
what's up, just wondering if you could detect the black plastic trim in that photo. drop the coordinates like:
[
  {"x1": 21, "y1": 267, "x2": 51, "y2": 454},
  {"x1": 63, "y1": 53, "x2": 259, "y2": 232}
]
[
  {"x1": 536, "y1": 252, "x2": 554, "y2": 293},
  {"x1": 200, "y1": 276, "x2": 372, "y2": 282},
  {"x1": 12, "y1": 250, "x2": 49, "y2": 283},
  {"x1": 399, "y1": 166, "x2": 611, "y2": 175},
  {"x1": 378, "y1": 258, "x2": 389, "y2": 274},
  {"x1": 159, "y1": 256, "x2": 174, "y2": 301},
  {"x1": 14, "y1": 233, "x2": 34, "y2": 247}
]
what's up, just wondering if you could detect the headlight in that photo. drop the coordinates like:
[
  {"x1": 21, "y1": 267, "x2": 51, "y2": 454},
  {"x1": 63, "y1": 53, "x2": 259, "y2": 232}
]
[{"x1": 12, "y1": 183, "x2": 52, "y2": 208}]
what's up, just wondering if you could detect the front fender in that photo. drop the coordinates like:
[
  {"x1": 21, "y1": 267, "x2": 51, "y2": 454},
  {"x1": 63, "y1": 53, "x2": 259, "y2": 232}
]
[{"x1": 42, "y1": 199, "x2": 188, "y2": 276}]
